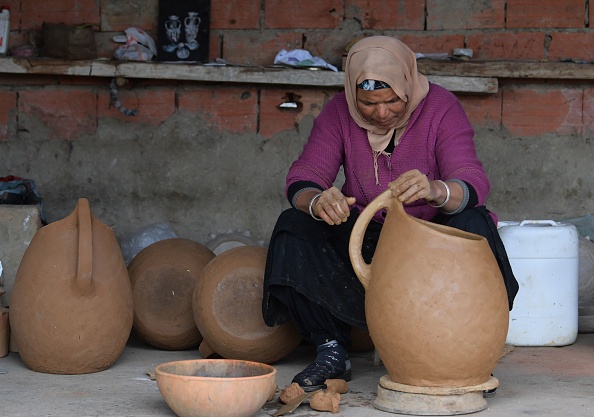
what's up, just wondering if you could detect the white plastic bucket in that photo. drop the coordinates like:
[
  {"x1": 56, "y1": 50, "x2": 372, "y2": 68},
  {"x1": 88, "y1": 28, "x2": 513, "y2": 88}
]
[{"x1": 498, "y1": 220, "x2": 579, "y2": 346}]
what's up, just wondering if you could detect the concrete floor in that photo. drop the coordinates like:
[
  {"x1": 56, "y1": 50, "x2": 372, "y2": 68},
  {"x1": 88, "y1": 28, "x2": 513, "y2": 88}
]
[{"x1": 0, "y1": 333, "x2": 592, "y2": 417}]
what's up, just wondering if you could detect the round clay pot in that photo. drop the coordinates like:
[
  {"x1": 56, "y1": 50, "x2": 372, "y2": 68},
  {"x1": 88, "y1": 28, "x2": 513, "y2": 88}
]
[
  {"x1": 9, "y1": 198, "x2": 133, "y2": 374},
  {"x1": 193, "y1": 246, "x2": 302, "y2": 364},
  {"x1": 349, "y1": 190, "x2": 509, "y2": 387},
  {"x1": 128, "y1": 238, "x2": 215, "y2": 350}
]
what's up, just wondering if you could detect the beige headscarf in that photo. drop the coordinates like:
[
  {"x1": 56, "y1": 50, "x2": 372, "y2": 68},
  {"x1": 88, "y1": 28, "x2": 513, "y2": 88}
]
[{"x1": 344, "y1": 36, "x2": 430, "y2": 153}]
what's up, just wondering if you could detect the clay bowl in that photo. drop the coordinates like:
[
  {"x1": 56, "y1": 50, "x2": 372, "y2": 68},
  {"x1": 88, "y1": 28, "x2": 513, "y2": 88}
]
[{"x1": 155, "y1": 359, "x2": 277, "y2": 417}]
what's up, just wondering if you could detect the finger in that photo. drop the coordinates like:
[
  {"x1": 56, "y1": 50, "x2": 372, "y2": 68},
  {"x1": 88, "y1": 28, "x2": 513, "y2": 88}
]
[
  {"x1": 313, "y1": 200, "x2": 335, "y2": 225},
  {"x1": 400, "y1": 172, "x2": 432, "y2": 201},
  {"x1": 334, "y1": 194, "x2": 355, "y2": 219},
  {"x1": 390, "y1": 172, "x2": 420, "y2": 197},
  {"x1": 337, "y1": 198, "x2": 352, "y2": 217},
  {"x1": 397, "y1": 181, "x2": 422, "y2": 202},
  {"x1": 338, "y1": 197, "x2": 353, "y2": 216},
  {"x1": 389, "y1": 181, "x2": 405, "y2": 198},
  {"x1": 321, "y1": 190, "x2": 351, "y2": 221},
  {"x1": 403, "y1": 190, "x2": 424, "y2": 204},
  {"x1": 331, "y1": 199, "x2": 347, "y2": 216},
  {"x1": 320, "y1": 199, "x2": 347, "y2": 223},
  {"x1": 318, "y1": 209, "x2": 335, "y2": 226}
]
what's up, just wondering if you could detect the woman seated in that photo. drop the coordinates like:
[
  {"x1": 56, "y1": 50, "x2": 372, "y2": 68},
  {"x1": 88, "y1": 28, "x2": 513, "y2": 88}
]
[{"x1": 262, "y1": 35, "x2": 518, "y2": 391}]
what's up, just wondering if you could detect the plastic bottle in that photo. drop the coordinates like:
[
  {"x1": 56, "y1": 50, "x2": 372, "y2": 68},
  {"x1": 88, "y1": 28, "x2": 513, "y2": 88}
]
[{"x1": 0, "y1": 6, "x2": 9, "y2": 56}]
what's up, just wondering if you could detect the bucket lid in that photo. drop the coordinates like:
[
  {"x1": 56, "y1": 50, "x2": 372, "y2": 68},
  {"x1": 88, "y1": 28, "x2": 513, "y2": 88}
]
[{"x1": 498, "y1": 220, "x2": 580, "y2": 259}]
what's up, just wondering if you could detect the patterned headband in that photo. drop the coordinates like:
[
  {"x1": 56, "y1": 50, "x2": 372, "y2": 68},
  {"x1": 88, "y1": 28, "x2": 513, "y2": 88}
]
[{"x1": 356, "y1": 79, "x2": 391, "y2": 91}]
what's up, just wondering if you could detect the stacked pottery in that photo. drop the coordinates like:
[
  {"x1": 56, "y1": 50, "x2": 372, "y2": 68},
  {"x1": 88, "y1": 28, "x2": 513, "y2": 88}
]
[
  {"x1": 9, "y1": 198, "x2": 133, "y2": 374},
  {"x1": 193, "y1": 246, "x2": 302, "y2": 364},
  {"x1": 349, "y1": 189, "x2": 509, "y2": 388},
  {"x1": 128, "y1": 238, "x2": 215, "y2": 350}
]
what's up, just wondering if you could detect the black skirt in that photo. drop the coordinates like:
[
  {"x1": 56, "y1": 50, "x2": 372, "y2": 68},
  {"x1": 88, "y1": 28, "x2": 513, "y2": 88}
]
[
  {"x1": 262, "y1": 208, "x2": 380, "y2": 329},
  {"x1": 262, "y1": 206, "x2": 518, "y2": 330}
]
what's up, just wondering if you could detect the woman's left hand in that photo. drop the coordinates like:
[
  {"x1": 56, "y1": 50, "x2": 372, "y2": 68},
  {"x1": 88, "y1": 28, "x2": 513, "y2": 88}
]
[{"x1": 389, "y1": 169, "x2": 436, "y2": 204}]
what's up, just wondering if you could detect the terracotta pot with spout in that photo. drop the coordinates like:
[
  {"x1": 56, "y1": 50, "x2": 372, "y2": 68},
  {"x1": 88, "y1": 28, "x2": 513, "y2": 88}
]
[
  {"x1": 9, "y1": 198, "x2": 133, "y2": 374},
  {"x1": 349, "y1": 189, "x2": 509, "y2": 387}
]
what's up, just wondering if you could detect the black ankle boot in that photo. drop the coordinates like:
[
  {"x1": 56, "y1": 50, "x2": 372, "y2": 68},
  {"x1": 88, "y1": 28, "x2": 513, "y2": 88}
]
[{"x1": 292, "y1": 340, "x2": 351, "y2": 391}]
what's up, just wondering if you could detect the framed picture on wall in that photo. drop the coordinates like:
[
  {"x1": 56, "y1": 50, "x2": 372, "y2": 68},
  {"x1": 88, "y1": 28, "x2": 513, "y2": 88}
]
[{"x1": 157, "y1": 0, "x2": 210, "y2": 62}]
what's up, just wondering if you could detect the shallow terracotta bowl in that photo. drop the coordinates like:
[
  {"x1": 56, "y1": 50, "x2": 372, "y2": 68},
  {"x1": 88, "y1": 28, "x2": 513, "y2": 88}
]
[{"x1": 155, "y1": 359, "x2": 277, "y2": 417}]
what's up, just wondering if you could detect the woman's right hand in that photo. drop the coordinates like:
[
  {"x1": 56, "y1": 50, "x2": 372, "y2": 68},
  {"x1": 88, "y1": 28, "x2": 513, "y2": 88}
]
[{"x1": 312, "y1": 186, "x2": 356, "y2": 225}]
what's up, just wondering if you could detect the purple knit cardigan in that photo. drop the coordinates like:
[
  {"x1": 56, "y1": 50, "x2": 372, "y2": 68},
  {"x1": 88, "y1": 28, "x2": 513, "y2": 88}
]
[{"x1": 286, "y1": 83, "x2": 495, "y2": 224}]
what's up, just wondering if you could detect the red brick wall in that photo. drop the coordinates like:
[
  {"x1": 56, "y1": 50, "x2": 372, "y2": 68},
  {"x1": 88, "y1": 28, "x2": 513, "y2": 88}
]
[
  {"x1": 1, "y1": 0, "x2": 593, "y2": 140},
  {"x1": 3, "y1": 0, "x2": 591, "y2": 61},
  {"x1": 0, "y1": 91, "x2": 16, "y2": 141}
]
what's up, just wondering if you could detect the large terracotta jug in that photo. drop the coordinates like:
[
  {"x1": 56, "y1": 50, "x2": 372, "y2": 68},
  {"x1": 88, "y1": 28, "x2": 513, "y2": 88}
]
[
  {"x1": 128, "y1": 238, "x2": 215, "y2": 350},
  {"x1": 349, "y1": 190, "x2": 509, "y2": 387},
  {"x1": 9, "y1": 198, "x2": 133, "y2": 374}
]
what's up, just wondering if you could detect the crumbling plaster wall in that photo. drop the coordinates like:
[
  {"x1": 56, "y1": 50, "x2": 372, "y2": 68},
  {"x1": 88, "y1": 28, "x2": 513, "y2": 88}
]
[
  {"x1": 2, "y1": 108, "x2": 593, "y2": 248},
  {"x1": 1, "y1": 104, "x2": 314, "y2": 245}
]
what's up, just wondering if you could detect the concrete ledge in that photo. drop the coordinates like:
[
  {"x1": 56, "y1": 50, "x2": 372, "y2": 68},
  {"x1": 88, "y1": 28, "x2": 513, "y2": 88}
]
[{"x1": 0, "y1": 57, "x2": 499, "y2": 94}]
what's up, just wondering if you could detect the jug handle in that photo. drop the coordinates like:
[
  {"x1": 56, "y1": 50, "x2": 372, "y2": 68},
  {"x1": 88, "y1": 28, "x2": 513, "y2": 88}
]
[
  {"x1": 349, "y1": 189, "x2": 394, "y2": 290},
  {"x1": 76, "y1": 198, "x2": 93, "y2": 291}
]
